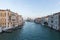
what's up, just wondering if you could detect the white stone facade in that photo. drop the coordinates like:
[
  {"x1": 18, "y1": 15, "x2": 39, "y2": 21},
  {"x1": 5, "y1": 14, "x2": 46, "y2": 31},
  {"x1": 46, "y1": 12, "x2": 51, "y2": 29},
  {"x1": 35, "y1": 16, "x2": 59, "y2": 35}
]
[
  {"x1": 41, "y1": 17, "x2": 48, "y2": 25},
  {"x1": 53, "y1": 14, "x2": 60, "y2": 30},
  {"x1": 48, "y1": 12, "x2": 60, "y2": 31},
  {"x1": 48, "y1": 15, "x2": 53, "y2": 28}
]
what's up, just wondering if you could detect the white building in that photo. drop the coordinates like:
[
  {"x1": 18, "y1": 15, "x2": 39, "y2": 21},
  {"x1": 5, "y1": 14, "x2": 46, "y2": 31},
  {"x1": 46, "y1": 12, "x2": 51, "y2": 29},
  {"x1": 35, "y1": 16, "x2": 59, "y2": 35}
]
[
  {"x1": 41, "y1": 16, "x2": 48, "y2": 25},
  {"x1": 48, "y1": 15, "x2": 53, "y2": 28},
  {"x1": 48, "y1": 12, "x2": 60, "y2": 31},
  {"x1": 52, "y1": 13, "x2": 60, "y2": 30}
]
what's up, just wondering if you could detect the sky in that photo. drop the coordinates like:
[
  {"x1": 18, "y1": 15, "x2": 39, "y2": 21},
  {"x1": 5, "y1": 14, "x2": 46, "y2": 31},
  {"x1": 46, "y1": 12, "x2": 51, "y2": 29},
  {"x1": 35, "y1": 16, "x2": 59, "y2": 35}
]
[{"x1": 0, "y1": 0, "x2": 60, "y2": 18}]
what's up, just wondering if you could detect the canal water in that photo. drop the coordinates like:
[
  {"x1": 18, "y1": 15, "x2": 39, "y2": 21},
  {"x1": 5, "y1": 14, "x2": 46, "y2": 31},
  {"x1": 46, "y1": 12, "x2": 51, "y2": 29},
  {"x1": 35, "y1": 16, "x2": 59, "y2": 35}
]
[{"x1": 0, "y1": 22, "x2": 60, "y2": 40}]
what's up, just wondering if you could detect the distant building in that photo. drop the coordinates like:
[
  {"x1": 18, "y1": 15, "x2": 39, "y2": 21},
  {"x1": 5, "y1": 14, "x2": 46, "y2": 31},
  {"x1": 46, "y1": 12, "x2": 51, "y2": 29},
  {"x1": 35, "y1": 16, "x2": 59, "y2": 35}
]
[
  {"x1": 34, "y1": 12, "x2": 60, "y2": 31},
  {"x1": 18, "y1": 15, "x2": 24, "y2": 26},
  {"x1": 34, "y1": 18, "x2": 41, "y2": 24},
  {"x1": 26, "y1": 17, "x2": 33, "y2": 22},
  {"x1": 40, "y1": 16, "x2": 48, "y2": 25}
]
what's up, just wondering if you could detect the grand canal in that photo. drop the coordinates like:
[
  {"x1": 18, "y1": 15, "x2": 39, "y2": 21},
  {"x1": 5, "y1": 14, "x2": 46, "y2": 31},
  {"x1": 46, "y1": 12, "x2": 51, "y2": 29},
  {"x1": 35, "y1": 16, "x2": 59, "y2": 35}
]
[{"x1": 0, "y1": 22, "x2": 60, "y2": 40}]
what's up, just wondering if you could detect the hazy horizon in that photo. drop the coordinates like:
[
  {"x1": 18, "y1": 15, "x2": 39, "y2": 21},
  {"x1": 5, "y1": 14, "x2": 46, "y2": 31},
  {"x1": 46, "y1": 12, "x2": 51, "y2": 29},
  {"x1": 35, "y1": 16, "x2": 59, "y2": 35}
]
[{"x1": 0, "y1": 0, "x2": 60, "y2": 18}]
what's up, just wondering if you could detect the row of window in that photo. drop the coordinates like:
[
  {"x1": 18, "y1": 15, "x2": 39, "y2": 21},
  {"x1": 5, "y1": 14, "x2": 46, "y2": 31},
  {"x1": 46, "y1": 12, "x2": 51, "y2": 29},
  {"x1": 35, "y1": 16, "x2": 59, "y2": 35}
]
[
  {"x1": 0, "y1": 12, "x2": 10, "y2": 17},
  {"x1": 0, "y1": 22, "x2": 13, "y2": 25},
  {"x1": 0, "y1": 13, "x2": 6, "y2": 17}
]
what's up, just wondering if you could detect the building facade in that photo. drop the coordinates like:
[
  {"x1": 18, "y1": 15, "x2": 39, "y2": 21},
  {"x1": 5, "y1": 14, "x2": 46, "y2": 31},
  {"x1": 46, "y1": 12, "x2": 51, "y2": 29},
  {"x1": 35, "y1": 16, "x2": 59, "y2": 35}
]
[
  {"x1": 48, "y1": 12, "x2": 60, "y2": 31},
  {"x1": 40, "y1": 16, "x2": 48, "y2": 25},
  {"x1": 0, "y1": 9, "x2": 12, "y2": 31},
  {"x1": 52, "y1": 13, "x2": 60, "y2": 30},
  {"x1": 18, "y1": 15, "x2": 23, "y2": 26},
  {"x1": 0, "y1": 9, "x2": 24, "y2": 32},
  {"x1": 34, "y1": 18, "x2": 41, "y2": 24},
  {"x1": 11, "y1": 13, "x2": 18, "y2": 28},
  {"x1": 48, "y1": 15, "x2": 53, "y2": 28}
]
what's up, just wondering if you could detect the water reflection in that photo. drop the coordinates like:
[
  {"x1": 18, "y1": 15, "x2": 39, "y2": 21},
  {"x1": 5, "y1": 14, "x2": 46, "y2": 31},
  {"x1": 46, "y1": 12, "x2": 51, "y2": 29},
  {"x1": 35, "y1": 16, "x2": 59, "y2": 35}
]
[{"x1": 0, "y1": 22, "x2": 60, "y2": 40}]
